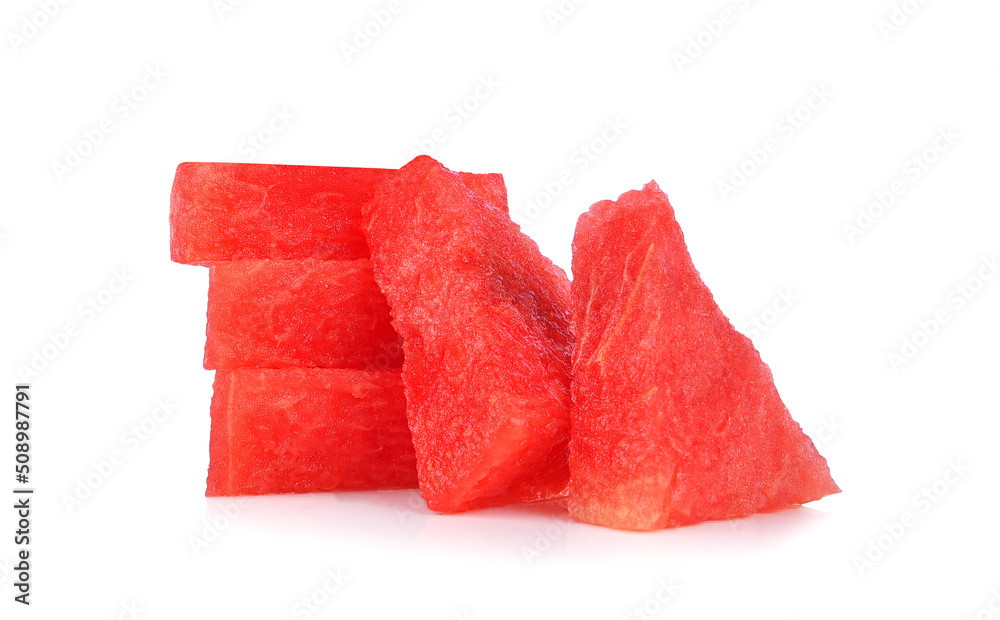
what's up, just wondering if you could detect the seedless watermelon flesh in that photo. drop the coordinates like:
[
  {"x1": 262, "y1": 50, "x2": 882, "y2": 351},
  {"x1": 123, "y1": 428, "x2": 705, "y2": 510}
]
[
  {"x1": 171, "y1": 162, "x2": 507, "y2": 265},
  {"x1": 208, "y1": 368, "x2": 417, "y2": 496},
  {"x1": 205, "y1": 258, "x2": 401, "y2": 370},
  {"x1": 364, "y1": 156, "x2": 573, "y2": 513},
  {"x1": 569, "y1": 182, "x2": 839, "y2": 530}
]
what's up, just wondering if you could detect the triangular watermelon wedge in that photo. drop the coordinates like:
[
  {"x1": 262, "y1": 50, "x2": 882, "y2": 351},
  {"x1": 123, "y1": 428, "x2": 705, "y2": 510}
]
[
  {"x1": 569, "y1": 182, "x2": 840, "y2": 530},
  {"x1": 363, "y1": 156, "x2": 573, "y2": 513}
]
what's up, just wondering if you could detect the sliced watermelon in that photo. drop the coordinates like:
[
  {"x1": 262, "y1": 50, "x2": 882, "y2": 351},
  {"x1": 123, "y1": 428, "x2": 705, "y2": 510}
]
[
  {"x1": 171, "y1": 162, "x2": 507, "y2": 265},
  {"x1": 205, "y1": 258, "x2": 401, "y2": 370},
  {"x1": 207, "y1": 368, "x2": 417, "y2": 496},
  {"x1": 363, "y1": 155, "x2": 573, "y2": 513},
  {"x1": 569, "y1": 182, "x2": 840, "y2": 530}
]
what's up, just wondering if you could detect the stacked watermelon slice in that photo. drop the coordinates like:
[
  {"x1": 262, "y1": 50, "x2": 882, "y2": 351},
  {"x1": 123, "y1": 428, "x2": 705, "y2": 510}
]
[{"x1": 171, "y1": 156, "x2": 839, "y2": 529}]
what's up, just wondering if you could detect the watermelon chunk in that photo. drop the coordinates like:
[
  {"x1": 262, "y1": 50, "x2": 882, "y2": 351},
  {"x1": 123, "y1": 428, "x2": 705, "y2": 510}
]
[
  {"x1": 207, "y1": 368, "x2": 417, "y2": 496},
  {"x1": 205, "y1": 258, "x2": 401, "y2": 370},
  {"x1": 569, "y1": 182, "x2": 840, "y2": 530},
  {"x1": 363, "y1": 155, "x2": 573, "y2": 513},
  {"x1": 171, "y1": 162, "x2": 507, "y2": 265}
]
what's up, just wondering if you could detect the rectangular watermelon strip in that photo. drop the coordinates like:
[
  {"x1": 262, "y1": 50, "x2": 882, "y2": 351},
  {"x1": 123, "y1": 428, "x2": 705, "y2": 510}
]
[
  {"x1": 207, "y1": 368, "x2": 418, "y2": 496},
  {"x1": 205, "y1": 258, "x2": 402, "y2": 370},
  {"x1": 171, "y1": 162, "x2": 507, "y2": 265}
]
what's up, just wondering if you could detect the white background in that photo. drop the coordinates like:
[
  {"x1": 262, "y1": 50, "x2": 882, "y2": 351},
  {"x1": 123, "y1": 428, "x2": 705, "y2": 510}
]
[{"x1": 2, "y1": 0, "x2": 999, "y2": 618}]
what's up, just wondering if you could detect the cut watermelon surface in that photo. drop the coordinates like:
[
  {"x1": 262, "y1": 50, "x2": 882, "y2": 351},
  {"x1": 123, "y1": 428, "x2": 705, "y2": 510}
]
[
  {"x1": 454, "y1": 171, "x2": 508, "y2": 214},
  {"x1": 171, "y1": 162, "x2": 507, "y2": 265},
  {"x1": 205, "y1": 258, "x2": 401, "y2": 370},
  {"x1": 569, "y1": 182, "x2": 839, "y2": 530},
  {"x1": 208, "y1": 368, "x2": 417, "y2": 496},
  {"x1": 363, "y1": 156, "x2": 573, "y2": 513}
]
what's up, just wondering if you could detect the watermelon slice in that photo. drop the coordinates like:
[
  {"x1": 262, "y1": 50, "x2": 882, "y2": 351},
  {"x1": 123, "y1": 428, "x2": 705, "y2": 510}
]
[
  {"x1": 569, "y1": 182, "x2": 839, "y2": 530},
  {"x1": 171, "y1": 162, "x2": 507, "y2": 265},
  {"x1": 205, "y1": 258, "x2": 401, "y2": 370},
  {"x1": 207, "y1": 368, "x2": 417, "y2": 496},
  {"x1": 363, "y1": 155, "x2": 573, "y2": 513}
]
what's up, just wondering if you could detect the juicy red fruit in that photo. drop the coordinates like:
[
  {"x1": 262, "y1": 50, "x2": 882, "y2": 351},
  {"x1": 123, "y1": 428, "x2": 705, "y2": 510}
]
[
  {"x1": 170, "y1": 162, "x2": 508, "y2": 265},
  {"x1": 208, "y1": 368, "x2": 417, "y2": 496},
  {"x1": 205, "y1": 258, "x2": 401, "y2": 370},
  {"x1": 364, "y1": 156, "x2": 573, "y2": 513},
  {"x1": 569, "y1": 182, "x2": 839, "y2": 530},
  {"x1": 171, "y1": 163, "x2": 391, "y2": 264}
]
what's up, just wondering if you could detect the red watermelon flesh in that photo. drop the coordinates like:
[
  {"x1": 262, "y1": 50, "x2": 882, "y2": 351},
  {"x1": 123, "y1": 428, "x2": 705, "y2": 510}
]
[
  {"x1": 205, "y1": 258, "x2": 401, "y2": 371},
  {"x1": 455, "y1": 171, "x2": 507, "y2": 213},
  {"x1": 207, "y1": 368, "x2": 417, "y2": 496},
  {"x1": 569, "y1": 182, "x2": 840, "y2": 530},
  {"x1": 171, "y1": 162, "x2": 507, "y2": 265},
  {"x1": 363, "y1": 155, "x2": 573, "y2": 513}
]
